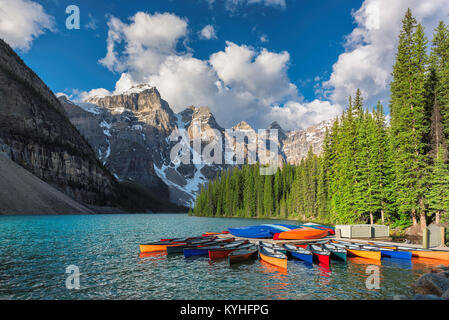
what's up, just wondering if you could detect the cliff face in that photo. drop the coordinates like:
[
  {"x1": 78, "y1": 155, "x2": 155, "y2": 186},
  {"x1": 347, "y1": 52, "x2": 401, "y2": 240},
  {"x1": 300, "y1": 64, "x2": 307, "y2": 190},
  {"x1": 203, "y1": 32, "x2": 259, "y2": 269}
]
[
  {"x1": 283, "y1": 119, "x2": 333, "y2": 165},
  {"x1": 0, "y1": 39, "x2": 115, "y2": 206}
]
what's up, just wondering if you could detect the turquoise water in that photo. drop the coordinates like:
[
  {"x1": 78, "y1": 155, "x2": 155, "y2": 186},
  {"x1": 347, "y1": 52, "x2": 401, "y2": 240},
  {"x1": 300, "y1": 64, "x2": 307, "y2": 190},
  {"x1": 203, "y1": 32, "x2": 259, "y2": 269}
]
[{"x1": 0, "y1": 214, "x2": 438, "y2": 300}]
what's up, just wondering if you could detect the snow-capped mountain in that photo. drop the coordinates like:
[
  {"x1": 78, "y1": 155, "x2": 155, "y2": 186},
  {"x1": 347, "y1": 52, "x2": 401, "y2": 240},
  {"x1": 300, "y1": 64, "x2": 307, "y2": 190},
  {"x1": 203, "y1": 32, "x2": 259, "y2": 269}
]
[{"x1": 59, "y1": 85, "x2": 333, "y2": 207}]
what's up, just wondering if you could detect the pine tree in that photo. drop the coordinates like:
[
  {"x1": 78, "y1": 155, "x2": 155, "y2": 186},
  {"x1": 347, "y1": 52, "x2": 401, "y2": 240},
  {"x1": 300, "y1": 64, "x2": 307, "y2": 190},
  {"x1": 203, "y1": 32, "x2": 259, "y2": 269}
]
[{"x1": 389, "y1": 10, "x2": 430, "y2": 228}]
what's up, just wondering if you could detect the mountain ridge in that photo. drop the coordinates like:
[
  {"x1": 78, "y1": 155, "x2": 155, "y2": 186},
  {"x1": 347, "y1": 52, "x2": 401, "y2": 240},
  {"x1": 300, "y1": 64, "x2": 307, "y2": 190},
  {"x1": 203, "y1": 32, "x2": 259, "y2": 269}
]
[{"x1": 62, "y1": 85, "x2": 334, "y2": 207}]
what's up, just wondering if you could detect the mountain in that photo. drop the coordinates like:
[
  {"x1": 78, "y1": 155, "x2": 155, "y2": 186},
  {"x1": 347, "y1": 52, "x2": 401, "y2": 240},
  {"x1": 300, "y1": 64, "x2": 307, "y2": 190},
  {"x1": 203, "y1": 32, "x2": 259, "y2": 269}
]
[
  {"x1": 0, "y1": 39, "x2": 116, "y2": 206},
  {"x1": 63, "y1": 85, "x2": 334, "y2": 207},
  {"x1": 283, "y1": 118, "x2": 333, "y2": 165},
  {"x1": 0, "y1": 39, "x2": 186, "y2": 214}
]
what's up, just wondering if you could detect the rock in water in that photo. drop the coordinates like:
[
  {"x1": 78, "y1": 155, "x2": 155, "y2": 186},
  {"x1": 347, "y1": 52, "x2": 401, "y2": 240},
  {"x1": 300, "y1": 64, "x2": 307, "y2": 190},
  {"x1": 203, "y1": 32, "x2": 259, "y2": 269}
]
[
  {"x1": 413, "y1": 273, "x2": 449, "y2": 296},
  {"x1": 442, "y1": 289, "x2": 449, "y2": 300}
]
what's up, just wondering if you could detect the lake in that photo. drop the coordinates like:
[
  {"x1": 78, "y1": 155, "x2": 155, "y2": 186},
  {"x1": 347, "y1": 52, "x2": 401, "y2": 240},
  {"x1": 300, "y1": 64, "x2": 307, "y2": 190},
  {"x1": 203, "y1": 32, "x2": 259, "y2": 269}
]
[{"x1": 0, "y1": 214, "x2": 438, "y2": 300}]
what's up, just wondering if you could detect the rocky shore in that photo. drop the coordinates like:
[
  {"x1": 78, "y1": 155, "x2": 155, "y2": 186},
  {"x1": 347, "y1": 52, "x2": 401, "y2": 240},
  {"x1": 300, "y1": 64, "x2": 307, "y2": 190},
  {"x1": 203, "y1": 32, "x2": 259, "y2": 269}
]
[{"x1": 394, "y1": 265, "x2": 449, "y2": 300}]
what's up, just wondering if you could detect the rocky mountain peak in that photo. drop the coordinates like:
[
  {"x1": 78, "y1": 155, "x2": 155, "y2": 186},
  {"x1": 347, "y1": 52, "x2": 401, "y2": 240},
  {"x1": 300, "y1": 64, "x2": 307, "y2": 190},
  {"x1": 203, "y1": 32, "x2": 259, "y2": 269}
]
[
  {"x1": 232, "y1": 121, "x2": 254, "y2": 132},
  {"x1": 86, "y1": 86, "x2": 170, "y2": 115},
  {"x1": 181, "y1": 105, "x2": 223, "y2": 132},
  {"x1": 268, "y1": 121, "x2": 286, "y2": 140}
]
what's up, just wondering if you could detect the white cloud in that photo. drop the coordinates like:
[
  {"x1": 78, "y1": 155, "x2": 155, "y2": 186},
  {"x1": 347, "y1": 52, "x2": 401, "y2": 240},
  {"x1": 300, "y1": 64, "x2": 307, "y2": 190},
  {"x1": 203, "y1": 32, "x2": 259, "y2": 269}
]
[
  {"x1": 199, "y1": 25, "x2": 217, "y2": 40},
  {"x1": 322, "y1": 0, "x2": 449, "y2": 108},
  {"x1": 99, "y1": 12, "x2": 188, "y2": 76},
  {"x1": 85, "y1": 13, "x2": 98, "y2": 30},
  {"x1": 265, "y1": 100, "x2": 343, "y2": 130},
  {"x1": 0, "y1": 0, "x2": 55, "y2": 51},
  {"x1": 260, "y1": 34, "x2": 268, "y2": 43},
  {"x1": 87, "y1": 11, "x2": 340, "y2": 130},
  {"x1": 70, "y1": 88, "x2": 112, "y2": 102}
]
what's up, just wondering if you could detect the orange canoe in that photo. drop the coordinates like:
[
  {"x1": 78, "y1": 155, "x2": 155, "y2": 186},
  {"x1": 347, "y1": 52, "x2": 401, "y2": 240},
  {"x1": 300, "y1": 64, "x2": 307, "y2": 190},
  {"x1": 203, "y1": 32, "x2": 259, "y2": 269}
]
[
  {"x1": 259, "y1": 247, "x2": 288, "y2": 269},
  {"x1": 139, "y1": 243, "x2": 186, "y2": 253},
  {"x1": 411, "y1": 250, "x2": 449, "y2": 260},
  {"x1": 346, "y1": 248, "x2": 381, "y2": 261},
  {"x1": 259, "y1": 252, "x2": 287, "y2": 269},
  {"x1": 276, "y1": 227, "x2": 328, "y2": 240}
]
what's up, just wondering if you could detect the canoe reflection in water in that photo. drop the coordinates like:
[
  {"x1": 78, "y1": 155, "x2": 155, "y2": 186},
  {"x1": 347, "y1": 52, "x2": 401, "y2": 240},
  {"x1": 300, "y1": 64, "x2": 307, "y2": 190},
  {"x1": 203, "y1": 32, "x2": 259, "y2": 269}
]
[
  {"x1": 138, "y1": 251, "x2": 166, "y2": 260},
  {"x1": 259, "y1": 260, "x2": 289, "y2": 299}
]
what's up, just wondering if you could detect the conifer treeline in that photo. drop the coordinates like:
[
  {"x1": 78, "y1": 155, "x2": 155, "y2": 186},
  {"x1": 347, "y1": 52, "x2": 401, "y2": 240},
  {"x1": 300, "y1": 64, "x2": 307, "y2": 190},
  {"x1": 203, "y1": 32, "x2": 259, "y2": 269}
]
[{"x1": 192, "y1": 9, "x2": 449, "y2": 228}]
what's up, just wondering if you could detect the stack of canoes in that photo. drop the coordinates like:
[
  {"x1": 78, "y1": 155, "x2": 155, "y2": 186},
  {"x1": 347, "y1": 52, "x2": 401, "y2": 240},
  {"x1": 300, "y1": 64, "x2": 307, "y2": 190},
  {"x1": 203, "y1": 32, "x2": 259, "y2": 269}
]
[
  {"x1": 228, "y1": 224, "x2": 300, "y2": 239},
  {"x1": 228, "y1": 223, "x2": 334, "y2": 240}
]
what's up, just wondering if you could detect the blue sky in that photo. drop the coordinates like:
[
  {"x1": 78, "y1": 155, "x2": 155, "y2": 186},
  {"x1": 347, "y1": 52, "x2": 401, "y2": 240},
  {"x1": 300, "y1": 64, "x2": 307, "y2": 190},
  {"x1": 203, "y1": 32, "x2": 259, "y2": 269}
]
[
  {"x1": 20, "y1": 0, "x2": 361, "y2": 101},
  {"x1": 1, "y1": 0, "x2": 449, "y2": 129}
]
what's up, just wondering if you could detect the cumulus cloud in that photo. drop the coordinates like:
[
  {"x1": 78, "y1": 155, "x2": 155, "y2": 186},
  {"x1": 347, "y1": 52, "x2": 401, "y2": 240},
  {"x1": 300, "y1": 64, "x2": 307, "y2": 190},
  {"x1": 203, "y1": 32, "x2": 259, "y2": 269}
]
[
  {"x1": 0, "y1": 0, "x2": 55, "y2": 51},
  {"x1": 87, "y1": 11, "x2": 341, "y2": 130},
  {"x1": 322, "y1": 0, "x2": 449, "y2": 108},
  {"x1": 265, "y1": 100, "x2": 343, "y2": 130},
  {"x1": 99, "y1": 12, "x2": 188, "y2": 76},
  {"x1": 199, "y1": 25, "x2": 217, "y2": 40}
]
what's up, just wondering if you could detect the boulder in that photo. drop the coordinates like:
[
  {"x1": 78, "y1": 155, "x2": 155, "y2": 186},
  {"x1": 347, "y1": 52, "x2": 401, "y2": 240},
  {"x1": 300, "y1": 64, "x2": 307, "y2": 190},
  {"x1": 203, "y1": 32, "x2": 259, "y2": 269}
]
[
  {"x1": 413, "y1": 273, "x2": 449, "y2": 296},
  {"x1": 442, "y1": 289, "x2": 449, "y2": 300}
]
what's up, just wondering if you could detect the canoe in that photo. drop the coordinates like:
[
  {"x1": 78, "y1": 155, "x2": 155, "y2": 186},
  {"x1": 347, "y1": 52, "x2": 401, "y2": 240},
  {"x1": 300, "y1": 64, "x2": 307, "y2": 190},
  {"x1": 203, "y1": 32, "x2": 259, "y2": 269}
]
[
  {"x1": 284, "y1": 244, "x2": 313, "y2": 264},
  {"x1": 362, "y1": 245, "x2": 412, "y2": 260},
  {"x1": 323, "y1": 243, "x2": 347, "y2": 262},
  {"x1": 374, "y1": 244, "x2": 449, "y2": 261},
  {"x1": 345, "y1": 245, "x2": 381, "y2": 260},
  {"x1": 275, "y1": 227, "x2": 328, "y2": 240},
  {"x1": 208, "y1": 241, "x2": 250, "y2": 260},
  {"x1": 166, "y1": 240, "x2": 217, "y2": 254},
  {"x1": 398, "y1": 247, "x2": 449, "y2": 260},
  {"x1": 303, "y1": 223, "x2": 336, "y2": 235},
  {"x1": 228, "y1": 246, "x2": 259, "y2": 265},
  {"x1": 228, "y1": 224, "x2": 299, "y2": 239},
  {"x1": 183, "y1": 240, "x2": 239, "y2": 258},
  {"x1": 202, "y1": 231, "x2": 229, "y2": 236},
  {"x1": 259, "y1": 241, "x2": 287, "y2": 254},
  {"x1": 259, "y1": 246, "x2": 288, "y2": 269},
  {"x1": 309, "y1": 244, "x2": 331, "y2": 265},
  {"x1": 140, "y1": 241, "x2": 187, "y2": 253}
]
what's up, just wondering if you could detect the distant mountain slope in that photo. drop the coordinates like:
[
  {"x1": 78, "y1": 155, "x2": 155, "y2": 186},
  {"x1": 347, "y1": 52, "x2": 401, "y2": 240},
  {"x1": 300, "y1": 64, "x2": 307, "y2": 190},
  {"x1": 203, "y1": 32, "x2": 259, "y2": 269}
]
[
  {"x1": 0, "y1": 152, "x2": 94, "y2": 215},
  {"x1": 0, "y1": 39, "x2": 116, "y2": 206}
]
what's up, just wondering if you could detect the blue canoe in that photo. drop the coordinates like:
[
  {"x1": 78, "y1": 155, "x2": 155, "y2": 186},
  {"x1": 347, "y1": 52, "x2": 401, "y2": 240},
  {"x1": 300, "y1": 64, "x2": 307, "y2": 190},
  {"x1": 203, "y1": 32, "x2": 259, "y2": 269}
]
[
  {"x1": 380, "y1": 249, "x2": 412, "y2": 260},
  {"x1": 228, "y1": 224, "x2": 299, "y2": 239},
  {"x1": 283, "y1": 244, "x2": 313, "y2": 264}
]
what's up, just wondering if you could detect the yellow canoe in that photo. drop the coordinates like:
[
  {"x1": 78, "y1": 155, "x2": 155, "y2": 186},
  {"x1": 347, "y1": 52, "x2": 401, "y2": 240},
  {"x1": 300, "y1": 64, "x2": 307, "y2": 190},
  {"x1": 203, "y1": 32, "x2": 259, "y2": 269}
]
[
  {"x1": 259, "y1": 252, "x2": 287, "y2": 269},
  {"x1": 346, "y1": 248, "x2": 381, "y2": 261}
]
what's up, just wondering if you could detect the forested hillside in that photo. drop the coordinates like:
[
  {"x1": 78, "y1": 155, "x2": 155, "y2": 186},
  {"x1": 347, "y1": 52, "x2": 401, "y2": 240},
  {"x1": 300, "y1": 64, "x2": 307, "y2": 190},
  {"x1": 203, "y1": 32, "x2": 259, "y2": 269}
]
[{"x1": 192, "y1": 9, "x2": 449, "y2": 229}]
